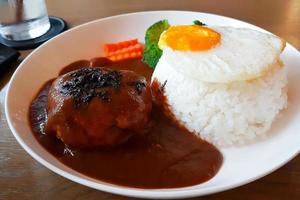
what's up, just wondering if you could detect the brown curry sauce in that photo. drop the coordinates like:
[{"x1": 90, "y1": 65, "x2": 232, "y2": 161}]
[{"x1": 29, "y1": 58, "x2": 223, "y2": 189}]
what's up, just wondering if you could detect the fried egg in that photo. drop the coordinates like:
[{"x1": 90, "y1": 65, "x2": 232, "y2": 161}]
[{"x1": 158, "y1": 25, "x2": 285, "y2": 83}]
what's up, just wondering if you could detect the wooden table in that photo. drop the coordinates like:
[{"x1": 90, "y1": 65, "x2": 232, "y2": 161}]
[{"x1": 1, "y1": 0, "x2": 300, "y2": 199}]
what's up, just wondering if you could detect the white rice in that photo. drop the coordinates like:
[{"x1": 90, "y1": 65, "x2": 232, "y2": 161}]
[{"x1": 152, "y1": 56, "x2": 288, "y2": 147}]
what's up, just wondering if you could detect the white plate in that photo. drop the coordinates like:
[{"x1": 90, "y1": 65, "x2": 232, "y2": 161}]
[{"x1": 5, "y1": 11, "x2": 300, "y2": 199}]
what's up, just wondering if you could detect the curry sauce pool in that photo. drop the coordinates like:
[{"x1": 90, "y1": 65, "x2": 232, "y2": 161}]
[{"x1": 29, "y1": 58, "x2": 223, "y2": 189}]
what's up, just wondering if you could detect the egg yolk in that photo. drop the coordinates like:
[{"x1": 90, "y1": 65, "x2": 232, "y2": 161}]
[{"x1": 158, "y1": 25, "x2": 221, "y2": 51}]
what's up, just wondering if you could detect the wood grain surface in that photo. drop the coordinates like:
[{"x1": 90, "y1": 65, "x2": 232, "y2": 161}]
[{"x1": 1, "y1": 0, "x2": 300, "y2": 199}]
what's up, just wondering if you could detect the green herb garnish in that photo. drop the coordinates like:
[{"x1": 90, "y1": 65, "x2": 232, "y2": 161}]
[
  {"x1": 143, "y1": 43, "x2": 163, "y2": 69},
  {"x1": 193, "y1": 20, "x2": 206, "y2": 26},
  {"x1": 142, "y1": 20, "x2": 170, "y2": 69}
]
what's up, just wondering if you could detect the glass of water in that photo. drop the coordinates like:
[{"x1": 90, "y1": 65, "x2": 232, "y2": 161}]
[{"x1": 0, "y1": 0, "x2": 50, "y2": 41}]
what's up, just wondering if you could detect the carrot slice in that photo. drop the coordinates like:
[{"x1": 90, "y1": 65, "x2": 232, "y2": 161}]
[
  {"x1": 107, "y1": 49, "x2": 143, "y2": 61},
  {"x1": 106, "y1": 43, "x2": 143, "y2": 56},
  {"x1": 103, "y1": 38, "x2": 144, "y2": 61},
  {"x1": 104, "y1": 39, "x2": 138, "y2": 55}
]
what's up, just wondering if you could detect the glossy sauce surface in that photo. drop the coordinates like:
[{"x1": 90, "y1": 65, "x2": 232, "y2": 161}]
[{"x1": 29, "y1": 58, "x2": 223, "y2": 189}]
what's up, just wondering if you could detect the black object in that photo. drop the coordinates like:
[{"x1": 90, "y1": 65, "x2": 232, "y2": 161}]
[
  {"x1": 0, "y1": 43, "x2": 20, "y2": 74},
  {"x1": 0, "y1": 16, "x2": 67, "y2": 50}
]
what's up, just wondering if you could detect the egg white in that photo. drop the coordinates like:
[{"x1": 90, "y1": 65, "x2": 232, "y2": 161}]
[{"x1": 158, "y1": 27, "x2": 285, "y2": 83}]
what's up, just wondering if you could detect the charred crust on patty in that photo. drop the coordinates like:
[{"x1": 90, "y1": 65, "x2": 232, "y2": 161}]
[{"x1": 60, "y1": 68, "x2": 121, "y2": 108}]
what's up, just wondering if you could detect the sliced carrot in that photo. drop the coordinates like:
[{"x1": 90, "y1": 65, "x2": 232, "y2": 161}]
[
  {"x1": 103, "y1": 38, "x2": 144, "y2": 62},
  {"x1": 107, "y1": 49, "x2": 143, "y2": 61},
  {"x1": 104, "y1": 39, "x2": 138, "y2": 55},
  {"x1": 106, "y1": 43, "x2": 143, "y2": 56}
]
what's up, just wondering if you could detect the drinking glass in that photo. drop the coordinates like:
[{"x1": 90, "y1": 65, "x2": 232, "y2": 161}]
[{"x1": 0, "y1": 0, "x2": 50, "y2": 41}]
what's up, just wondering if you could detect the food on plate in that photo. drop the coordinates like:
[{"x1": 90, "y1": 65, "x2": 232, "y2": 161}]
[
  {"x1": 104, "y1": 38, "x2": 144, "y2": 61},
  {"x1": 28, "y1": 19, "x2": 288, "y2": 188},
  {"x1": 152, "y1": 24, "x2": 287, "y2": 146},
  {"x1": 193, "y1": 20, "x2": 206, "y2": 26},
  {"x1": 29, "y1": 57, "x2": 222, "y2": 188},
  {"x1": 45, "y1": 67, "x2": 152, "y2": 148},
  {"x1": 142, "y1": 20, "x2": 170, "y2": 68},
  {"x1": 157, "y1": 25, "x2": 285, "y2": 82}
]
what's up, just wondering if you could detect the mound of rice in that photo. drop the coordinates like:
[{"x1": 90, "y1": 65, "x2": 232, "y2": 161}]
[{"x1": 152, "y1": 57, "x2": 287, "y2": 147}]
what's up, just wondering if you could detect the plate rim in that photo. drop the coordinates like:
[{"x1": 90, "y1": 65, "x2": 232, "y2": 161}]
[{"x1": 5, "y1": 10, "x2": 300, "y2": 199}]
